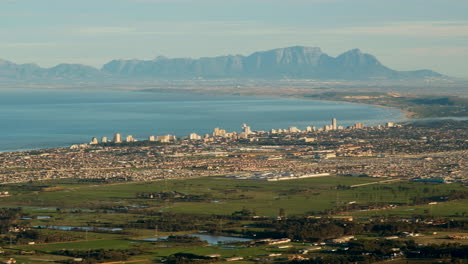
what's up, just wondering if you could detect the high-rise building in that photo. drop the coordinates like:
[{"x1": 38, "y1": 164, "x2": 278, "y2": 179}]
[
  {"x1": 90, "y1": 137, "x2": 99, "y2": 145},
  {"x1": 332, "y1": 118, "x2": 337, "y2": 130},
  {"x1": 242, "y1": 123, "x2": 252, "y2": 135},
  {"x1": 212, "y1": 128, "x2": 226, "y2": 137},
  {"x1": 113, "y1": 133, "x2": 122, "y2": 143},
  {"x1": 149, "y1": 135, "x2": 156, "y2": 142},
  {"x1": 101, "y1": 137, "x2": 108, "y2": 143}
]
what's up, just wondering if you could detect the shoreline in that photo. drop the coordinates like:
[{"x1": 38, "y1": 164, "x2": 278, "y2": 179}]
[
  {"x1": 144, "y1": 88, "x2": 417, "y2": 119},
  {"x1": 1, "y1": 87, "x2": 464, "y2": 154}
]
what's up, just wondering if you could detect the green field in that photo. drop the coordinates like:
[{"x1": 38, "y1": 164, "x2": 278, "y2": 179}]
[
  {"x1": 1, "y1": 176, "x2": 467, "y2": 264},
  {"x1": 1, "y1": 176, "x2": 465, "y2": 217}
]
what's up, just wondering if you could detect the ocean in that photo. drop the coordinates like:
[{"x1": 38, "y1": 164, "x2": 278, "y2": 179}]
[{"x1": 0, "y1": 88, "x2": 405, "y2": 152}]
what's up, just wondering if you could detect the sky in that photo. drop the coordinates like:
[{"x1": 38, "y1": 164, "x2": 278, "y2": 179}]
[{"x1": 1, "y1": 0, "x2": 468, "y2": 78}]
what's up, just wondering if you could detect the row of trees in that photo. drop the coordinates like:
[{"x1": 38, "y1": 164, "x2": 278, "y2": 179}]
[
  {"x1": 55, "y1": 249, "x2": 142, "y2": 264},
  {"x1": 248, "y1": 217, "x2": 467, "y2": 241}
]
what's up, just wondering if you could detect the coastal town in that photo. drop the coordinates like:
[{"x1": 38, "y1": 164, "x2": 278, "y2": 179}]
[
  {"x1": 0, "y1": 119, "x2": 467, "y2": 264},
  {"x1": 1, "y1": 119, "x2": 466, "y2": 185}
]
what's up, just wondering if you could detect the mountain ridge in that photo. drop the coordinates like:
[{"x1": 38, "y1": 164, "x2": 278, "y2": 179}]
[{"x1": 0, "y1": 46, "x2": 446, "y2": 83}]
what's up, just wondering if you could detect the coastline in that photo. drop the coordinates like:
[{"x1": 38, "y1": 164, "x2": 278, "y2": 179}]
[
  {"x1": 284, "y1": 95, "x2": 416, "y2": 120},
  {"x1": 136, "y1": 88, "x2": 416, "y2": 120},
  {"x1": 3, "y1": 87, "x2": 465, "y2": 154}
]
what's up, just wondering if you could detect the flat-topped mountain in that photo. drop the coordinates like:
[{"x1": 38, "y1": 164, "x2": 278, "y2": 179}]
[
  {"x1": 0, "y1": 47, "x2": 446, "y2": 83},
  {"x1": 102, "y1": 46, "x2": 444, "y2": 80}
]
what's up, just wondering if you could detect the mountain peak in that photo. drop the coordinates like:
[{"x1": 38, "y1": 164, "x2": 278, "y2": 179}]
[
  {"x1": 348, "y1": 48, "x2": 362, "y2": 53},
  {"x1": 1, "y1": 47, "x2": 447, "y2": 82}
]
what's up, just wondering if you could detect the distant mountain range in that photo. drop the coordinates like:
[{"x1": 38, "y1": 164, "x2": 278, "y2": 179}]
[{"x1": 0, "y1": 46, "x2": 446, "y2": 83}]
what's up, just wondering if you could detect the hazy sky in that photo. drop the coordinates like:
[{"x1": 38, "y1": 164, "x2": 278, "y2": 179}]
[{"x1": 1, "y1": 0, "x2": 468, "y2": 78}]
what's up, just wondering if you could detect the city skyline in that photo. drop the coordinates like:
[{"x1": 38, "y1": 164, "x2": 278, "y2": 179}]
[{"x1": 84, "y1": 118, "x2": 376, "y2": 145}]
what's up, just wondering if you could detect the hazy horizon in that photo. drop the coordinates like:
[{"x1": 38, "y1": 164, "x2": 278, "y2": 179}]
[{"x1": 2, "y1": 0, "x2": 468, "y2": 78}]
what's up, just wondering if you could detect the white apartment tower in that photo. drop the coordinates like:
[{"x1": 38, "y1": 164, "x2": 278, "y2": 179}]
[{"x1": 113, "y1": 133, "x2": 122, "y2": 143}]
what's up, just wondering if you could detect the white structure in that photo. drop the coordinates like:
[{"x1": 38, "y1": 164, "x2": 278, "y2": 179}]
[
  {"x1": 212, "y1": 128, "x2": 226, "y2": 137},
  {"x1": 149, "y1": 135, "x2": 156, "y2": 142},
  {"x1": 289, "y1": 126, "x2": 301, "y2": 133},
  {"x1": 189, "y1": 133, "x2": 202, "y2": 140},
  {"x1": 157, "y1": 135, "x2": 176, "y2": 143},
  {"x1": 332, "y1": 118, "x2": 337, "y2": 130},
  {"x1": 113, "y1": 133, "x2": 122, "y2": 143},
  {"x1": 242, "y1": 123, "x2": 252, "y2": 135},
  {"x1": 126, "y1": 135, "x2": 137, "y2": 142},
  {"x1": 306, "y1": 126, "x2": 315, "y2": 132},
  {"x1": 90, "y1": 137, "x2": 99, "y2": 145},
  {"x1": 101, "y1": 137, "x2": 108, "y2": 143}
]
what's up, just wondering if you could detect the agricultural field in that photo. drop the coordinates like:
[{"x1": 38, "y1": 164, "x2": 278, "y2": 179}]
[
  {"x1": 1, "y1": 176, "x2": 465, "y2": 217},
  {"x1": 1, "y1": 176, "x2": 467, "y2": 264}
]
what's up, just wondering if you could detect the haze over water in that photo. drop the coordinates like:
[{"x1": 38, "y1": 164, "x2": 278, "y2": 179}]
[{"x1": 0, "y1": 88, "x2": 405, "y2": 152}]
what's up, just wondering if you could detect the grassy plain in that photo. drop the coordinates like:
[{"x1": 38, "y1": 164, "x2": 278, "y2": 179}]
[{"x1": 1, "y1": 176, "x2": 466, "y2": 217}]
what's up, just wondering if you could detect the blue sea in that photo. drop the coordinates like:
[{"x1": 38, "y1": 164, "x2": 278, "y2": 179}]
[{"x1": 0, "y1": 88, "x2": 405, "y2": 152}]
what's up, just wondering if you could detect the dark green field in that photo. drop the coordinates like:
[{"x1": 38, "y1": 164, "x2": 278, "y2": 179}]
[{"x1": 1, "y1": 176, "x2": 465, "y2": 217}]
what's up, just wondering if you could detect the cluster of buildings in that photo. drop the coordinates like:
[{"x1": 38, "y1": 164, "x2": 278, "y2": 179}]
[
  {"x1": 1, "y1": 119, "x2": 466, "y2": 185},
  {"x1": 226, "y1": 172, "x2": 331, "y2": 181},
  {"x1": 82, "y1": 118, "x2": 387, "y2": 147},
  {"x1": 87, "y1": 133, "x2": 177, "y2": 146}
]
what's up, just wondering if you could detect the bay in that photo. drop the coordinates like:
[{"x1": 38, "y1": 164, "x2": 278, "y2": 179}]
[{"x1": 0, "y1": 88, "x2": 405, "y2": 152}]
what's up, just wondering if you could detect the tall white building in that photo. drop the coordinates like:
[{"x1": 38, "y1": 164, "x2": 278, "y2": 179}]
[
  {"x1": 101, "y1": 137, "x2": 108, "y2": 143},
  {"x1": 242, "y1": 123, "x2": 252, "y2": 135},
  {"x1": 332, "y1": 118, "x2": 337, "y2": 130},
  {"x1": 113, "y1": 133, "x2": 122, "y2": 143}
]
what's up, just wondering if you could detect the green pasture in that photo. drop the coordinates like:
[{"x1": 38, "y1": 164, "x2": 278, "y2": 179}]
[{"x1": 1, "y1": 176, "x2": 466, "y2": 217}]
